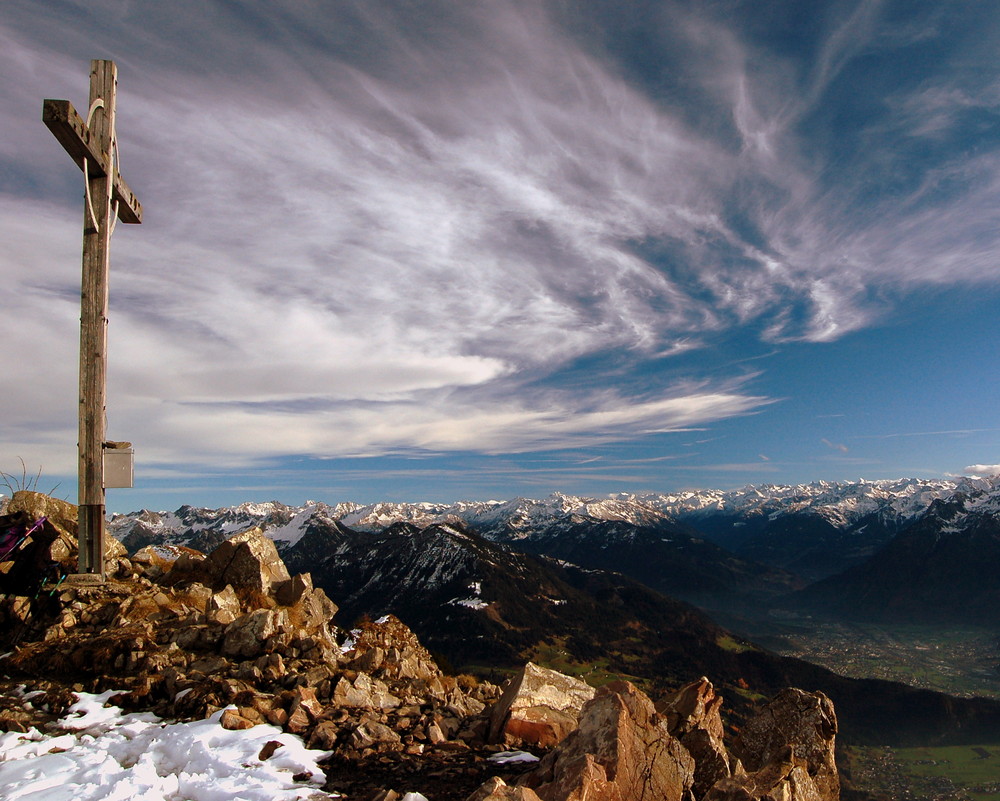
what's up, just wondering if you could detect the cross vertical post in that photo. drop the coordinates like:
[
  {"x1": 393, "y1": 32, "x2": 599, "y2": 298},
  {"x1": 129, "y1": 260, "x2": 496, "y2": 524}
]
[
  {"x1": 44, "y1": 60, "x2": 143, "y2": 580},
  {"x1": 78, "y1": 60, "x2": 115, "y2": 578}
]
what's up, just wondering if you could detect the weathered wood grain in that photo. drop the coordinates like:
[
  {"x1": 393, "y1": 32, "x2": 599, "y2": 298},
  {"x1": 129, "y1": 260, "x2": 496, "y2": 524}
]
[
  {"x1": 45, "y1": 59, "x2": 144, "y2": 578},
  {"x1": 43, "y1": 98, "x2": 143, "y2": 224}
]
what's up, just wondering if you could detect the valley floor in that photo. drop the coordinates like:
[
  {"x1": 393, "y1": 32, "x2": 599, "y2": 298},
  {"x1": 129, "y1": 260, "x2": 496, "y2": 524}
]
[
  {"x1": 843, "y1": 742, "x2": 1000, "y2": 801},
  {"x1": 716, "y1": 614, "x2": 1000, "y2": 700}
]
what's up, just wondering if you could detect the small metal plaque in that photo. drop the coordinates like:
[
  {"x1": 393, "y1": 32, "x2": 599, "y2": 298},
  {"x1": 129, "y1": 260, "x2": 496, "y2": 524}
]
[{"x1": 104, "y1": 447, "x2": 134, "y2": 488}]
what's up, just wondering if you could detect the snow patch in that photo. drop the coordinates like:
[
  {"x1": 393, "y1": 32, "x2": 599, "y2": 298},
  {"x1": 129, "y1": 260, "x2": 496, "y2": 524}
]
[
  {"x1": 0, "y1": 692, "x2": 334, "y2": 801},
  {"x1": 447, "y1": 581, "x2": 488, "y2": 610},
  {"x1": 488, "y1": 751, "x2": 540, "y2": 764}
]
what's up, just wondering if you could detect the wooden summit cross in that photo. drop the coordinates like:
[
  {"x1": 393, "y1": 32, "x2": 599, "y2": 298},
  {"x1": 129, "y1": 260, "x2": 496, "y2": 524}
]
[{"x1": 43, "y1": 60, "x2": 143, "y2": 580}]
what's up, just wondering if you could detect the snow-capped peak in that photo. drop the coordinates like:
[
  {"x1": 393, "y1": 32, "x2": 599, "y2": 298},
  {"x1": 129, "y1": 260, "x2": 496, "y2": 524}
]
[{"x1": 107, "y1": 476, "x2": 1000, "y2": 554}]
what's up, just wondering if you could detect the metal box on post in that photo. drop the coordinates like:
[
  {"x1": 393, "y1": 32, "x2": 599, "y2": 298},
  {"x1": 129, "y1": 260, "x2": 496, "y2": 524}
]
[{"x1": 103, "y1": 446, "x2": 134, "y2": 489}]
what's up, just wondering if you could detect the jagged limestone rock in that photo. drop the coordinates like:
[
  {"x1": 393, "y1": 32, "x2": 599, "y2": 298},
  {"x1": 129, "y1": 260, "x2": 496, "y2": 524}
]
[
  {"x1": 219, "y1": 707, "x2": 256, "y2": 730},
  {"x1": 704, "y1": 751, "x2": 826, "y2": 801},
  {"x1": 467, "y1": 777, "x2": 544, "y2": 801},
  {"x1": 346, "y1": 615, "x2": 441, "y2": 682},
  {"x1": 297, "y1": 585, "x2": 339, "y2": 629},
  {"x1": 207, "y1": 584, "x2": 241, "y2": 624},
  {"x1": 350, "y1": 717, "x2": 402, "y2": 750},
  {"x1": 520, "y1": 680, "x2": 695, "y2": 801},
  {"x1": 1, "y1": 493, "x2": 124, "y2": 583},
  {"x1": 488, "y1": 662, "x2": 597, "y2": 749},
  {"x1": 730, "y1": 688, "x2": 839, "y2": 801},
  {"x1": 6, "y1": 491, "x2": 78, "y2": 542},
  {"x1": 202, "y1": 526, "x2": 290, "y2": 593},
  {"x1": 275, "y1": 572, "x2": 313, "y2": 606},
  {"x1": 221, "y1": 608, "x2": 288, "y2": 658},
  {"x1": 332, "y1": 673, "x2": 401, "y2": 709},
  {"x1": 658, "y1": 676, "x2": 732, "y2": 797}
]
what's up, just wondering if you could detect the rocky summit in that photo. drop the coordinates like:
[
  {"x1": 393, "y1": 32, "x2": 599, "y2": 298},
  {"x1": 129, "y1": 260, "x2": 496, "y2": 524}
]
[{"x1": 1, "y1": 492, "x2": 839, "y2": 800}]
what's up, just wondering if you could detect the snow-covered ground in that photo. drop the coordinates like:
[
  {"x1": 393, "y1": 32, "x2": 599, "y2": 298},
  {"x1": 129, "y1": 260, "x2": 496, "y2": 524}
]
[
  {"x1": 0, "y1": 688, "x2": 519, "y2": 800},
  {"x1": 0, "y1": 690, "x2": 336, "y2": 801}
]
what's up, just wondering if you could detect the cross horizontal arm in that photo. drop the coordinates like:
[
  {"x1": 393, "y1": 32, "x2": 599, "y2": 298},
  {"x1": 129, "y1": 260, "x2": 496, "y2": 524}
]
[{"x1": 42, "y1": 99, "x2": 143, "y2": 224}]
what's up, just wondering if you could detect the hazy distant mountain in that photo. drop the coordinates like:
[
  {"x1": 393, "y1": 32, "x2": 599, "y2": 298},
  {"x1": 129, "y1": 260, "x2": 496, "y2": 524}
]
[
  {"x1": 111, "y1": 493, "x2": 797, "y2": 608},
  {"x1": 490, "y1": 517, "x2": 803, "y2": 609},
  {"x1": 111, "y1": 500, "x2": 342, "y2": 554},
  {"x1": 111, "y1": 477, "x2": 1000, "y2": 586},
  {"x1": 109, "y1": 476, "x2": 1000, "y2": 627},
  {"x1": 648, "y1": 478, "x2": 992, "y2": 580},
  {"x1": 791, "y1": 484, "x2": 1000, "y2": 625},
  {"x1": 305, "y1": 519, "x2": 730, "y2": 674}
]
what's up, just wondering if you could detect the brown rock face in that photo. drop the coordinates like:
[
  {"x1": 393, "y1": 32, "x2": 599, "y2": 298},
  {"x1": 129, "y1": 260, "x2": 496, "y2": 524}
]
[
  {"x1": 488, "y1": 662, "x2": 596, "y2": 749},
  {"x1": 332, "y1": 672, "x2": 401, "y2": 710},
  {"x1": 202, "y1": 526, "x2": 291, "y2": 593},
  {"x1": 659, "y1": 677, "x2": 732, "y2": 797},
  {"x1": 467, "y1": 777, "x2": 544, "y2": 801},
  {"x1": 520, "y1": 681, "x2": 695, "y2": 801},
  {"x1": 207, "y1": 584, "x2": 241, "y2": 624},
  {"x1": 219, "y1": 707, "x2": 256, "y2": 730},
  {"x1": 275, "y1": 572, "x2": 313, "y2": 606},
  {"x1": 731, "y1": 688, "x2": 839, "y2": 801},
  {"x1": 346, "y1": 615, "x2": 441, "y2": 682},
  {"x1": 1, "y1": 492, "x2": 125, "y2": 582},
  {"x1": 704, "y1": 752, "x2": 826, "y2": 801},
  {"x1": 132, "y1": 544, "x2": 202, "y2": 577},
  {"x1": 6, "y1": 491, "x2": 78, "y2": 542},
  {"x1": 222, "y1": 608, "x2": 287, "y2": 658}
]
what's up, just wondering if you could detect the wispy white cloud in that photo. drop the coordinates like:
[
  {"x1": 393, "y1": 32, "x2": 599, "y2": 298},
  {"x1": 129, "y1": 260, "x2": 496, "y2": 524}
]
[
  {"x1": 821, "y1": 438, "x2": 849, "y2": 454},
  {"x1": 855, "y1": 429, "x2": 1000, "y2": 440},
  {"x1": 102, "y1": 383, "x2": 772, "y2": 471},
  {"x1": 1, "y1": 0, "x2": 998, "y2": 477}
]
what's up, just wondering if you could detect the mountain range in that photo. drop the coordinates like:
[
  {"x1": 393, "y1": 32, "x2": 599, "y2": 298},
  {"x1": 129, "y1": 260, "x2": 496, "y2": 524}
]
[
  {"x1": 109, "y1": 475, "x2": 1000, "y2": 621},
  {"x1": 103, "y1": 476, "x2": 1000, "y2": 745},
  {"x1": 790, "y1": 486, "x2": 1000, "y2": 625}
]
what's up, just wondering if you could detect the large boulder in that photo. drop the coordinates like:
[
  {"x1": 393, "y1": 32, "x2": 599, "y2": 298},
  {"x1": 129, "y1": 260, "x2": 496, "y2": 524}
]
[
  {"x1": 705, "y1": 688, "x2": 839, "y2": 801},
  {"x1": 520, "y1": 681, "x2": 695, "y2": 801},
  {"x1": 202, "y1": 527, "x2": 290, "y2": 593},
  {"x1": 659, "y1": 677, "x2": 732, "y2": 797},
  {"x1": 0, "y1": 511, "x2": 64, "y2": 593},
  {"x1": 6, "y1": 491, "x2": 78, "y2": 541},
  {"x1": 731, "y1": 688, "x2": 839, "y2": 801},
  {"x1": 704, "y1": 752, "x2": 826, "y2": 801},
  {"x1": 1, "y1": 493, "x2": 127, "y2": 595},
  {"x1": 276, "y1": 572, "x2": 338, "y2": 629},
  {"x1": 3, "y1": 492, "x2": 125, "y2": 570},
  {"x1": 488, "y1": 662, "x2": 596, "y2": 749},
  {"x1": 6, "y1": 490, "x2": 128, "y2": 571}
]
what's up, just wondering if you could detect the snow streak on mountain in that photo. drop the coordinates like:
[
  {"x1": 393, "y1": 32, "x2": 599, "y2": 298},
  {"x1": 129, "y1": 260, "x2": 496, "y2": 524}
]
[{"x1": 109, "y1": 476, "x2": 1000, "y2": 547}]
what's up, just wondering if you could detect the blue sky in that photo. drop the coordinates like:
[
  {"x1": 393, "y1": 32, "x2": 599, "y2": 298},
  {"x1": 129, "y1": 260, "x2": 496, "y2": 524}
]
[{"x1": 1, "y1": 0, "x2": 999, "y2": 513}]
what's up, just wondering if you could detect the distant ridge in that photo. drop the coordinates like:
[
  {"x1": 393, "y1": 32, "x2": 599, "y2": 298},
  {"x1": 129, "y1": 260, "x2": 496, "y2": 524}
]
[
  {"x1": 109, "y1": 476, "x2": 1000, "y2": 584},
  {"x1": 111, "y1": 476, "x2": 1000, "y2": 541},
  {"x1": 791, "y1": 484, "x2": 1000, "y2": 625}
]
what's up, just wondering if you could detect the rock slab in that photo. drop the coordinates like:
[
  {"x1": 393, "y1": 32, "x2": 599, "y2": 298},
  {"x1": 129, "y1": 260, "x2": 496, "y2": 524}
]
[
  {"x1": 520, "y1": 680, "x2": 695, "y2": 801},
  {"x1": 488, "y1": 662, "x2": 596, "y2": 749}
]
